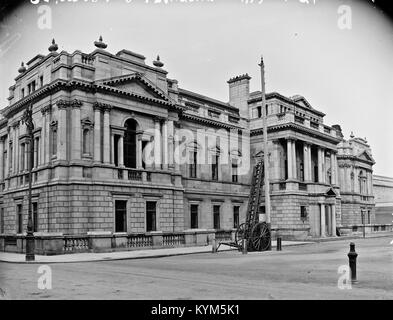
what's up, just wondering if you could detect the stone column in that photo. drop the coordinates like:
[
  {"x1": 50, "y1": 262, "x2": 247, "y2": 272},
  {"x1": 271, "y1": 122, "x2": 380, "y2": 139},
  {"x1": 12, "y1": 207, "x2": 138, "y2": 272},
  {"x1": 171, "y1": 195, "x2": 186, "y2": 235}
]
[
  {"x1": 24, "y1": 143, "x2": 28, "y2": 171},
  {"x1": 292, "y1": 140, "x2": 297, "y2": 180},
  {"x1": 320, "y1": 204, "x2": 326, "y2": 237},
  {"x1": 368, "y1": 171, "x2": 373, "y2": 195},
  {"x1": 40, "y1": 109, "x2": 46, "y2": 166},
  {"x1": 318, "y1": 147, "x2": 324, "y2": 183},
  {"x1": 137, "y1": 134, "x2": 143, "y2": 169},
  {"x1": 303, "y1": 142, "x2": 310, "y2": 182},
  {"x1": 287, "y1": 139, "x2": 293, "y2": 179},
  {"x1": 326, "y1": 205, "x2": 331, "y2": 236},
  {"x1": 353, "y1": 167, "x2": 359, "y2": 193},
  {"x1": 167, "y1": 120, "x2": 174, "y2": 169},
  {"x1": 103, "y1": 106, "x2": 111, "y2": 164},
  {"x1": 110, "y1": 134, "x2": 115, "y2": 165},
  {"x1": 162, "y1": 120, "x2": 168, "y2": 170},
  {"x1": 12, "y1": 125, "x2": 17, "y2": 174},
  {"x1": 118, "y1": 134, "x2": 124, "y2": 167},
  {"x1": 308, "y1": 144, "x2": 312, "y2": 182},
  {"x1": 154, "y1": 118, "x2": 161, "y2": 170},
  {"x1": 34, "y1": 138, "x2": 38, "y2": 168},
  {"x1": 57, "y1": 101, "x2": 68, "y2": 160},
  {"x1": 0, "y1": 138, "x2": 4, "y2": 181},
  {"x1": 44, "y1": 107, "x2": 51, "y2": 164},
  {"x1": 331, "y1": 204, "x2": 336, "y2": 237},
  {"x1": 15, "y1": 124, "x2": 19, "y2": 174},
  {"x1": 93, "y1": 104, "x2": 102, "y2": 162},
  {"x1": 71, "y1": 100, "x2": 82, "y2": 161},
  {"x1": 6, "y1": 131, "x2": 10, "y2": 176},
  {"x1": 174, "y1": 125, "x2": 180, "y2": 172}
]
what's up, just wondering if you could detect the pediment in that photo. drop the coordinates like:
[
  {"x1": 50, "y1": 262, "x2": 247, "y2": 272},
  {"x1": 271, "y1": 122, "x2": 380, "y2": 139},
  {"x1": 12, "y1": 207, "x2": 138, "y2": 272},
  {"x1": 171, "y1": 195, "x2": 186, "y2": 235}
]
[
  {"x1": 100, "y1": 73, "x2": 169, "y2": 101},
  {"x1": 292, "y1": 95, "x2": 313, "y2": 110},
  {"x1": 357, "y1": 150, "x2": 375, "y2": 163},
  {"x1": 326, "y1": 188, "x2": 337, "y2": 197}
]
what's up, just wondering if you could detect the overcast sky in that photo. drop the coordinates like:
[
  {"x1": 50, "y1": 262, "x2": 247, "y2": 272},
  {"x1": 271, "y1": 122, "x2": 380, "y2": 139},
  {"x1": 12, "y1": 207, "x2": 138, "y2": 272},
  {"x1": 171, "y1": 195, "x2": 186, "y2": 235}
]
[{"x1": 0, "y1": 0, "x2": 392, "y2": 176}]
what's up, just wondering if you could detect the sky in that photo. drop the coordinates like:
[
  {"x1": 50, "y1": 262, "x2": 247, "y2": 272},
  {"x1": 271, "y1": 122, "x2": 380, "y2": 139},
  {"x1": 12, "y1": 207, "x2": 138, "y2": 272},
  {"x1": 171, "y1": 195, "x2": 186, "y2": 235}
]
[{"x1": 0, "y1": 0, "x2": 392, "y2": 176}]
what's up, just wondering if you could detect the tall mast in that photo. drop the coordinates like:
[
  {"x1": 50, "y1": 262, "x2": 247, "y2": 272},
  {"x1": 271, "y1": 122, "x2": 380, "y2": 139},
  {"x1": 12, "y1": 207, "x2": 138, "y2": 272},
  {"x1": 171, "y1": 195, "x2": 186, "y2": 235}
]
[{"x1": 259, "y1": 56, "x2": 271, "y2": 250}]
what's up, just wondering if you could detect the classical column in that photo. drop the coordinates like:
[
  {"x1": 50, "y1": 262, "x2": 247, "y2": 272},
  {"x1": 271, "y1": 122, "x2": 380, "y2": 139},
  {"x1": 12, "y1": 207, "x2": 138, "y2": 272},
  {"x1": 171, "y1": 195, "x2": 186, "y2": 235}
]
[
  {"x1": 57, "y1": 100, "x2": 68, "y2": 160},
  {"x1": 167, "y1": 120, "x2": 174, "y2": 169},
  {"x1": 34, "y1": 138, "x2": 38, "y2": 168},
  {"x1": 368, "y1": 171, "x2": 373, "y2": 195},
  {"x1": 71, "y1": 100, "x2": 82, "y2": 161},
  {"x1": 318, "y1": 147, "x2": 324, "y2": 183},
  {"x1": 15, "y1": 124, "x2": 19, "y2": 174},
  {"x1": 308, "y1": 144, "x2": 312, "y2": 182},
  {"x1": 40, "y1": 109, "x2": 46, "y2": 166},
  {"x1": 118, "y1": 134, "x2": 124, "y2": 167},
  {"x1": 326, "y1": 205, "x2": 331, "y2": 236},
  {"x1": 0, "y1": 138, "x2": 4, "y2": 181},
  {"x1": 103, "y1": 106, "x2": 111, "y2": 164},
  {"x1": 303, "y1": 142, "x2": 310, "y2": 182},
  {"x1": 44, "y1": 107, "x2": 51, "y2": 164},
  {"x1": 174, "y1": 125, "x2": 180, "y2": 172},
  {"x1": 320, "y1": 204, "x2": 326, "y2": 237},
  {"x1": 162, "y1": 120, "x2": 168, "y2": 170},
  {"x1": 353, "y1": 167, "x2": 359, "y2": 193},
  {"x1": 287, "y1": 139, "x2": 293, "y2": 179},
  {"x1": 292, "y1": 140, "x2": 297, "y2": 180},
  {"x1": 12, "y1": 124, "x2": 17, "y2": 173},
  {"x1": 6, "y1": 130, "x2": 10, "y2": 176},
  {"x1": 93, "y1": 103, "x2": 102, "y2": 162},
  {"x1": 24, "y1": 143, "x2": 28, "y2": 171},
  {"x1": 111, "y1": 134, "x2": 115, "y2": 165},
  {"x1": 154, "y1": 118, "x2": 161, "y2": 170},
  {"x1": 331, "y1": 204, "x2": 337, "y2": 237},
  {"x1": 137, "y1": 134, "x2": 143, "y2": 169},
  {"x1": 330, "y1": 152, "x2": 336, "y2": 185}
]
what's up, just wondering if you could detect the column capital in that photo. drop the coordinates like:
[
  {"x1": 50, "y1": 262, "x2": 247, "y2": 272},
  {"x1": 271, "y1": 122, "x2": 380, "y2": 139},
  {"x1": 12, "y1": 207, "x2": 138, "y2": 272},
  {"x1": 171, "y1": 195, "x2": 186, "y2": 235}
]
[
  {"x1": 56, "y1": 99, "x2": 70, "y2": 109},
  {"x1": 41, "y1": 104, "x2": 52, "y2": 115},
  {"x1": 93, "y1": 102, "x2": 112, "y2": 112},
  {"x1": 70, "y1": 99, "x2": 83, "y2": 109},
  {"x1": 154, "y1": 116, "x2": 165, "y2": 123}
]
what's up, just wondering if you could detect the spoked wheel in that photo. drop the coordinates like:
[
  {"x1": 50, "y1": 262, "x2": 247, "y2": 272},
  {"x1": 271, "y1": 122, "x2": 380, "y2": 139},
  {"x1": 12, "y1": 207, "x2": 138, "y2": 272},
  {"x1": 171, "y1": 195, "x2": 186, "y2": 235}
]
[
  {"x1": 235, "y1": 223, "x2": 246, "y2": 251},
  {"x1": 250, "y1": 222, "x2": 271, "y2": 251}
]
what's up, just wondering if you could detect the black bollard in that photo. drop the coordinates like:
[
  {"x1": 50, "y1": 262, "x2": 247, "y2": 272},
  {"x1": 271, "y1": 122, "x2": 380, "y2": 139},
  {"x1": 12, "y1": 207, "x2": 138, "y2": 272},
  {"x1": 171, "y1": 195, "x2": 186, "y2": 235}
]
[
  {"x1": 276, "y1": 237, "x2": 282, "y2": 251},
  {"x1": 212, "y1": 239, "x2": 217, "y2": 253},
  {"x1": 347, "y1": 242, "x2": 358, "y2": 283},
  {"x1": 242, "y1": 238, "x2": 247, "y2": 254}
]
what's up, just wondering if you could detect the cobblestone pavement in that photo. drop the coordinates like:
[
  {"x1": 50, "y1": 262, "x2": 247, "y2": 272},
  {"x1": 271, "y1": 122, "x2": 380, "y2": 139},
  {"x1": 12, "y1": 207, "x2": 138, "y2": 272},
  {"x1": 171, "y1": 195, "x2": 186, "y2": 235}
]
[{"x1": 0, "y1": 237, "x2": 392, "y2": 300}]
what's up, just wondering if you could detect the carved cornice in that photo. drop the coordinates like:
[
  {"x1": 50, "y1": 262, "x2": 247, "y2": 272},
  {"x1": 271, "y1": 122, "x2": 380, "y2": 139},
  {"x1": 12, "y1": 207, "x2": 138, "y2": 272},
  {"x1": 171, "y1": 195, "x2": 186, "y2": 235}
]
[
  {"x1": 41, "y1": 104, "x2": 52, "y2": 115},
  {"x1": 70, "y1": 99, "x2": 83, "y2": 108},
  {"x1": 56, "y1": 99, "x2": 69, "y2": 109}
]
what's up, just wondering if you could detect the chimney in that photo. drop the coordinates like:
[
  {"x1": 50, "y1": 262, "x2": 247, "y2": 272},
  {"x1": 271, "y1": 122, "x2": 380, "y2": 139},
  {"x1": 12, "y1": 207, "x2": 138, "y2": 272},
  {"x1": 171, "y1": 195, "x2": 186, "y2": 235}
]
[{"x1": 227, "y1": 74, "x2": 251, "y2": 119}]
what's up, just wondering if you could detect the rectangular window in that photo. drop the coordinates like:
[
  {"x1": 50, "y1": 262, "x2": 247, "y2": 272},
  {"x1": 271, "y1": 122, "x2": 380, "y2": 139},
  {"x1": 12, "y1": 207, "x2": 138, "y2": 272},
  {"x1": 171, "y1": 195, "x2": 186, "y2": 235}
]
[
  {"x1": 40, "y1": 75, "x2": 44, "y2": 87},
  {"x1": 0, "y1": 208, "x2": 4, "y2": 234},
  {"x1": 146, "y1": 201, "x2": 157, "y2": 232},
  {"x1": 17, "y1": 204, "x2": 23, "y2": 233},
  {"x1": 33, "y1": 202, "x2": 38, "y2": 232},
  {"x1": 27, "y1": 83, "x2": 31, "y2": 95},
  {"x1": 9, "y1": 144, "x2": 13, "y2": 170},
  {"x1": 232, "y1": 159, "x2": 238, "y2": 183},
  {"x1": 211, "y1": 154, "x2": 219, "y2": 181},
  {"x1": 265, "y1": 105, "x2": 269, "y2": 116},
  {"x1": 31, "y1": 81, "x2": 36, "y2": 92},
  {"x1": 300, "y1": 206, "x2": 307, "y2": 220},
  {"x1": 21, "y1": 88, "x2": 25, "y2": 98},
  {"x1": 189, "y1": 151, "x2": 197, "y2": 178},
  {"x1": 233, "y1": 206, "x2": 240, "y2": 228},
  {"x1": 213, "y1": 205, "x2": 220, "y2": 229},
  {"x1": 115, "y1": 200, "x2": 127, "y2": 233},
  {"x1": 257, "y1": 106, "x2": 262, "y2": 118},
  {"x1": 52, "y1": 128, "x2": 57, "y2": 156},
  {"x1": 190, "y1": 204, "x2": 198, "y2": 229},
  {"x1": 21, "y1": 143, "x2": 25, "y2": 171}
]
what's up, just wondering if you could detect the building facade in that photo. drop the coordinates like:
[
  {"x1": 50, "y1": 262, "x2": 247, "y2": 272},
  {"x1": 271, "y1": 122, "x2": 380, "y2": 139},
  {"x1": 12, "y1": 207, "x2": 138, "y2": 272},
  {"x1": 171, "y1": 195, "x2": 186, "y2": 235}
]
[{"x1": 0, "y1": 39, "x2": 388, "y2": 250}]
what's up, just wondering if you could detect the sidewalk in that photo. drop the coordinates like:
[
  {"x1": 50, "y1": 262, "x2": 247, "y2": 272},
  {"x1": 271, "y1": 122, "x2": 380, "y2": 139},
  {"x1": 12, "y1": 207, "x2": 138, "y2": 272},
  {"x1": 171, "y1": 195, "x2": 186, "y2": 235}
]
[
  {"x1": 0, "y1": 240, "x2": 310, "y2": 264},
  {"x1": 301, "y1": 231, "x2": 393, "y2": 243}
]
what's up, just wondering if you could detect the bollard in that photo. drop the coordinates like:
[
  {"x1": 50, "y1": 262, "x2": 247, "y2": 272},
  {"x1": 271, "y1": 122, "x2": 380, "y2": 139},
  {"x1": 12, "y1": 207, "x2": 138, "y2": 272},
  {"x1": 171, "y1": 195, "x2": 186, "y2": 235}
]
[
  {"x1": 276, "y1": 237, "x2": 282, "y2": 251},
  {"x1": 212, "y1": 239, "x2": 217, "y2": 253},
  {"x1": 347, "y1": 242, "x2": 358, "y2": 283},
  {"x1": 242, "y1": 238, "x2": 247, "y2": 254}
]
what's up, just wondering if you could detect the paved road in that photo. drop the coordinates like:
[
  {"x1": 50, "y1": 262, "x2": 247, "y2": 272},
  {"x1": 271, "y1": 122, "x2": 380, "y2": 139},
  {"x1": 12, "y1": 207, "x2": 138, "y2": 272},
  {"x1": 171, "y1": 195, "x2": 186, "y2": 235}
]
[{"x1": 0, "y1": 237, "x2": 392, "y2": 299}]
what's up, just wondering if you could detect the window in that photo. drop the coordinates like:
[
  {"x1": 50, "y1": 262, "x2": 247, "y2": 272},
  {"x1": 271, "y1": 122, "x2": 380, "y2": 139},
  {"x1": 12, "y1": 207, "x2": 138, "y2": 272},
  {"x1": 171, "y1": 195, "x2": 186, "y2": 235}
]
[
  {"x1": 265, "y1": 105, "x2": 269, "y2": 116},
  {"x1": 34, "y1": 138, "x2": 39, "y2": 168},
  {"x1": 9, "y1": 143, "x2": 13, "y2": 170},
  {"x1": 190, "y1": 204, "x2": 198, "y2": 229},
  {"x1": 213, "y1": 205, "x2": 220, "y2": 229},
  {"x1": 232, "y1": 159, "x2": 238, "y2": 183},
  {"x1": 3, "y1": 150, "x2": 7, "y2": 178},
  {"x1": 257, "y1": 106, "x2": 262, "y2": 118},
  {"x1": 0, "y1": 208, "x2": 4, "y2": 234},
  {"x1": 31, "y1": 81, "x2": 36, "y2": 92},
  {"x1": 146, "y1": 201, "x2": 157, "y2": 232},
  {"x1": 189, "y1": 151, "x2": 197, "y2": 178},
  {"x1": 83, "y1": 129, "x2": 90, "y2": 154},
  {"x1": 21, "y1": 88, "x2": 25, "y2": 98},
  {"x1": 208, "y1": 110, "x2": 220, "y2": 119},
  {"x1": 17, "y1": 204, "x2": 23, "y2": 233},
  {"x1": 300, "y1": 206, "x2": 307, "y2": 221},
  {"x1": 211, "y1": 154, "x2": 219, "y2": 181},
  {"x1": 20, "y1": 143, "x2": 25, "y2": 171},
  {"x1": 115, "y1": 200, "x2": 127, "y2": 232},
  {"x1": 40, "y1": 75, "x2": 44, "y2": 87},
  {"x1": 233, "y1": 206, "x2": 240, "y2": 228},
  {"x1": 33, "y1": 202, "x2": 38, "y2": 232},
  {"x1": 51, "y1": 127, "x2": 57, "y2": 156},
  {"x1": 27, "y1": 83, "x2": 31, "y2": 95}
]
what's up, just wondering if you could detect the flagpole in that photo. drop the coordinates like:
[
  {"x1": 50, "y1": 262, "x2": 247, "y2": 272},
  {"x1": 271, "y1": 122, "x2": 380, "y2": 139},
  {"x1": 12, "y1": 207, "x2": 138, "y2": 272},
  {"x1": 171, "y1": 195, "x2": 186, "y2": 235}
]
[{"x1": 259, "y1": 56, "x2": 271, "y2": 250}]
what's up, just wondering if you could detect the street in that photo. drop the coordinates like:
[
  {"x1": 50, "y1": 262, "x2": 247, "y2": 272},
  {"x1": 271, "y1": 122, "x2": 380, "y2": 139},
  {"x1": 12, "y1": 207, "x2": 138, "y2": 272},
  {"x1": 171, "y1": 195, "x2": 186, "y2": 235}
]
[{"x1": 0, "y1": 237, "x2": 392, "y2": 300}]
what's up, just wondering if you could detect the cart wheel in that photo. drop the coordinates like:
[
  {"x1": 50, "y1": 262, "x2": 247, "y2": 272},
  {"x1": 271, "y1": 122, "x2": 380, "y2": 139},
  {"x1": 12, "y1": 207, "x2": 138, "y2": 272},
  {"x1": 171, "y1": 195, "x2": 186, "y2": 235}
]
[
  {"x1": 235, "y1": 223, "x2": 246, "y2": 251},
  {"x1": 250, "y1": 222, "x2": 271, "y2": 251}
]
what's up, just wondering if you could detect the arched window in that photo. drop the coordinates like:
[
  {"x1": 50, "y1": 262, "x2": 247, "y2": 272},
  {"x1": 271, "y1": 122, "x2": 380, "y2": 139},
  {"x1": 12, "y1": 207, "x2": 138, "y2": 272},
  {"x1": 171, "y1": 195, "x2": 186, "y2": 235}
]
[{"x1": 124, "y1": 119, "x2": 138, "y2": 168}]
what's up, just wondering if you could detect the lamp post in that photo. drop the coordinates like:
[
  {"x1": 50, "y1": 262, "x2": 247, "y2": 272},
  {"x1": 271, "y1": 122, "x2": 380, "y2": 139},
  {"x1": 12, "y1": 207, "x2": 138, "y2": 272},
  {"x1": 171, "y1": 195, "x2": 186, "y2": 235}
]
[
  {"x1": 259, "y1": 56, "x2": 271, "y2": 251},
  {"x1": 22, "y1": 104, "x2": 35, "y2": 261}
]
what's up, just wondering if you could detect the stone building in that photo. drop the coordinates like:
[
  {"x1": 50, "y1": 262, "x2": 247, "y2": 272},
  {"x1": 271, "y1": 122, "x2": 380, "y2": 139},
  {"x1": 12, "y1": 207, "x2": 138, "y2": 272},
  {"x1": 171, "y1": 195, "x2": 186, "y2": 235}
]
[
  {"x1": 0, "y1": 38, "x2": 388, "y2": 251},
  {"x1": 373, "y1": 175, "x2": 393, "y2": 224}
]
